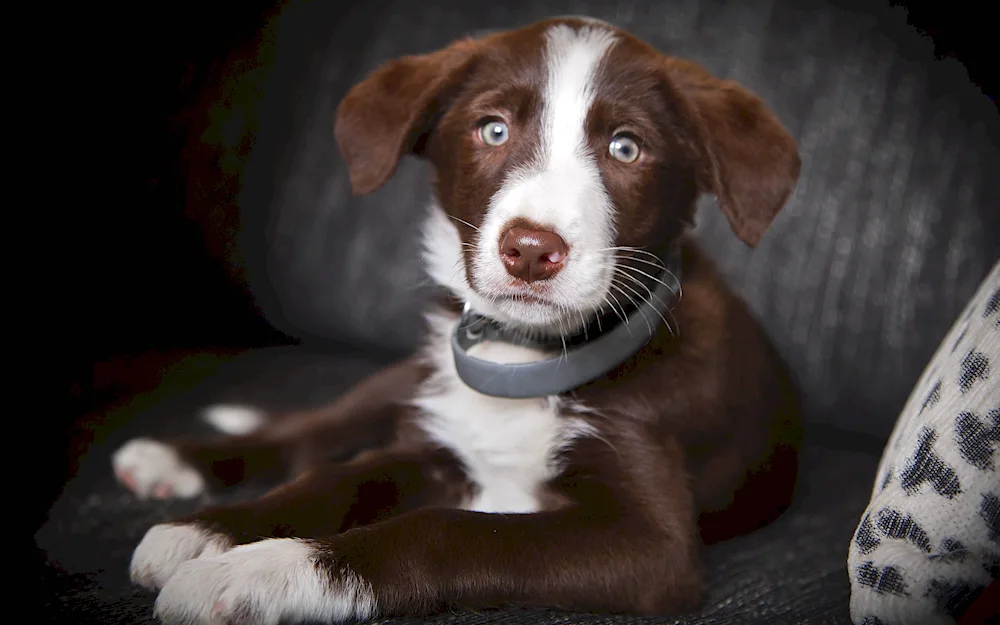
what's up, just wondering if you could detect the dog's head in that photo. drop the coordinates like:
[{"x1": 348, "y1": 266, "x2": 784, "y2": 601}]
[{"x1": 335, "y1": 17, "x2": 799, "y2": 334}]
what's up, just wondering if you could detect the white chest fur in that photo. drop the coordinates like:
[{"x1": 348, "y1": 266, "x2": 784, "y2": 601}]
[{"x1": 412, "y1": 312, "x2": 593, "y2": 514}]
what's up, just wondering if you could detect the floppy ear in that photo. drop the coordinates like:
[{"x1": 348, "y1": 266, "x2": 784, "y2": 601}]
[
  {"x1": 665, "y1": 59, "x2": 801, "y2": 247},
  {"x1": 334, "y1": 39, "x2": 480, "y2": 196}
]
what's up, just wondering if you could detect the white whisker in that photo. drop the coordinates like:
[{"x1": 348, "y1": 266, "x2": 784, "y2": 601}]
[
  {"x1": 612, "y1": 255, "x2": 667, "y2": 272},
  {"x1": 614, "y1": 262, "x2": 678, "y2": 293},
  {"x1": 448, "y1": 215, "x2": 481, "y2": 232},
  {"x1": 576, "y1": 308, "x2": 589, "y2": 341},
  {"x1": 602, "y1": 294, "x2": 628, "y2": 329},
  {"x1": 664, "y1": 269, "x2": 684, "y2": 301},
  {"x1": 584, "y1": 301, "x2": 606, "y2": 334},
  {"x1": 608, "y1": 282, "x2": 651, "y2": 335},
  {"x1": 614, "y1": 269, "x2": 674, "y2": 337},
  {"x1": 599, "y1": 246, "x2": 665, "y2": 261}
]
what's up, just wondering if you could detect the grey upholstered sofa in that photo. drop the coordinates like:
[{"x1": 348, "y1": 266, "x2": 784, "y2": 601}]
[{"x1": 40, "y1": 0, "x2": 999, "y2": 622}]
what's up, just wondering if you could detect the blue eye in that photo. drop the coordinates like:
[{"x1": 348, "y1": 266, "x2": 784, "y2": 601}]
[
  {"x1": 609, "y1": 135, "x2": 640, "y2": 163},
  {"x1": 479, "y1": 120, "x2": 509, "y2": 146}
]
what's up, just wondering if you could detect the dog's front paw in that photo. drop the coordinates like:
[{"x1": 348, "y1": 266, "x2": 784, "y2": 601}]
[
  {"x1": 130, "y1": 523, "x2": 233, "y2": 590},
  {"x1": 113, "y1": 438, "x2": 205, "y2": 499},
  {"x1": 154, "y1": 538, "x2": 376, "y2": 625}
]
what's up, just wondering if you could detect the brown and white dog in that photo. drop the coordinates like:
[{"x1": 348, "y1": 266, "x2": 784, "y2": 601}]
[{"x1": 112, "y1": 16, "x2": 803, "y2": 624}]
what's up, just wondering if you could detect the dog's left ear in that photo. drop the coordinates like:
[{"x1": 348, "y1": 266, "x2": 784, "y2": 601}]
[
  {"x1": 666, "y1": 59, "x2": 801, "y2": 247},
  {"x1": 335, "y1": 39, "x2": 481, "y2": 196}
]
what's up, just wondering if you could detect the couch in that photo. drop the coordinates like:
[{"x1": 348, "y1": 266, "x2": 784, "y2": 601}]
[{"x1": 41, "y1": 0, "x2": 999, "y2": 622}]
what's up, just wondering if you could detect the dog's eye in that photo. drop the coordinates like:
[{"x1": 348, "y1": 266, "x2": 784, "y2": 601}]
[
  {"x1": 609, "y1": 135, "x2": 640, "y2": 163},
  {"x1": 479, "y1": 120, "x2": 509, "y2": 146}
]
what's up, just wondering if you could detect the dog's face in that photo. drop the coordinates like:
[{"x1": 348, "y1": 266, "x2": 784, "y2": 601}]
[{"x1": 335, "y1": 17, "x2": 799, "y2": 334}]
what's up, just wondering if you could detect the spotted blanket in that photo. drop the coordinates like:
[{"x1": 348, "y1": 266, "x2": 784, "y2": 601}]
[{"x1": 848, "y1": 260, "x2": 1000, "y2": 624}]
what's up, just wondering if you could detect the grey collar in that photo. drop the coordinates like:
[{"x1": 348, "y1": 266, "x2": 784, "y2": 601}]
[{"x1": 451, "y1": 248, "x2": 682, "y2": 398}]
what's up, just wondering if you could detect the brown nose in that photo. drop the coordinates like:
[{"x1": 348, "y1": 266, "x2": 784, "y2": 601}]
[{"x1": 499, "y1": 226, "x2": 569, "y2": 283}]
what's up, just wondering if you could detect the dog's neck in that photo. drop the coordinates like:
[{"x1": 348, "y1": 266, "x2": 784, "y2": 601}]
[{"x1": 451, "y1": 245, "x2": 682, "y2": 398}]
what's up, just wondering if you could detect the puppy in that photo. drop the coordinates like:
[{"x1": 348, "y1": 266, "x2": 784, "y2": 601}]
[{"x1": 113, "y1": 16, "x2": 802, "y2": 624}]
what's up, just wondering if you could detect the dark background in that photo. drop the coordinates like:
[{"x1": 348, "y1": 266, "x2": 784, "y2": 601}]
[{"x1": 55, "y1": 0, "x2": 994, "y2": 536}]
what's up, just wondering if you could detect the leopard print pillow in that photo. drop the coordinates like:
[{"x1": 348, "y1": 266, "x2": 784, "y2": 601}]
[{"x1": 848, "y1": 259, "x2": 999, "y2": 625}]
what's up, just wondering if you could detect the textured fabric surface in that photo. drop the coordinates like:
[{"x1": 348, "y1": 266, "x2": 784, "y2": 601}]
[
  {"x1": 232, "y1": 0, "x2": 1000, "y2": 439},
  {"x1": 41, "y1": 1, "x2": 999, "y2": 621},
  {"x1": 40, "y1": 347, "x2": 878, "y2": 624},
  {"x1": 847, "y1": 261, "x2": 1000, "y2": 625}
]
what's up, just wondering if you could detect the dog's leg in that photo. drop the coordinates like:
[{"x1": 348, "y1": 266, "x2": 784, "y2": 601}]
[
  {"x1": 151, "y1": 436, "x2": 703, "y2": 624},
  {"x1": 127, "y1": 445, "x2": 463, "y2": 591},
  {"x1": 112, "y1": 357, "x2": 427, "y2": 499}
]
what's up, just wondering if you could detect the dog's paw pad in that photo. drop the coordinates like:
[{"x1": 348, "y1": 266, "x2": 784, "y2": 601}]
[
  {"x1": 130, "y1": 523, "x2": 232, "y2": 591},
  {"x1": 112, "y1": 438, "x2": 204, "y2": 499}
]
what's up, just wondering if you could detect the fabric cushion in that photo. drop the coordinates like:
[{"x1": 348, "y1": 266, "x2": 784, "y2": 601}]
[
  {"x1": 847, "y1": 261, "x2": 1000, "y2": 624},
  {"x1": 39, "y1": 347, "x2": 878, "y2": 624}
]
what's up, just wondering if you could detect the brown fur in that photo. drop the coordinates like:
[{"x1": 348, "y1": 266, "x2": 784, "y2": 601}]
[{"x1": 125, "y1": 17, "x2": 802, "y2": 618}]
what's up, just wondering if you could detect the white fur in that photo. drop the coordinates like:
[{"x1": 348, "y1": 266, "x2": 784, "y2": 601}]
[
  {"x1": 130, "y1": 523, "x2": 232, "y2": 590},
  {"x1": 415, "y1": 22, "x2": 614, "y2": 514},
  {"x1": 421, "y1": 204, "x2": 478, "y2": 301},
  {"x1": 153, "y1": 538, "x2": 376, "y2": 625},
  {"x1": 412, "y1": 312, "x2": 596, "y2": 514},
  {"x1": 469, "y1": 23, "x2": 619, "y2": 332},
  {"x1": 112, "y1": 438, "x2": 204, "y2": 499},
  {"x1": 202, "y1": 404, "x2": 267, "y2": 435}
]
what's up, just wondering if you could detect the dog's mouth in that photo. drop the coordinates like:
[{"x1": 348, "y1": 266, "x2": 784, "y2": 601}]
[
  {"x1": 502, "y1": 291, "x2": 552, "y2": 306},
  {"x1": 461, "y1": 241, "x2": 622, "y2": 335},
  {"x1": 498, "y1": 285, "x2": 558, "y2": 308},
  {"x1": 463, "y1": 277, "x2": 577, "y2": 330},
  {"x1": 466, "y1": 274, "x2": 609, "y2": 336},
  {"x1": 481, "y1": 276, "x2": 564, "y2": 307},
  {"x1": 470, "y1": 251, "x2": 679, "y2": 334}
]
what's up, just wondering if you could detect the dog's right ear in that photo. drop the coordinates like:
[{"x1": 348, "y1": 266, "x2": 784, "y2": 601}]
[{"x1": 334, "y1": 39, "x2": 480, "y2": 196}]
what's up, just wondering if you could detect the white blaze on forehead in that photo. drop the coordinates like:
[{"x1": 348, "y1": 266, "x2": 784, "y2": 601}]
[{"x1": 541, "y1": 24, "x2": 617, "y2": 172}]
